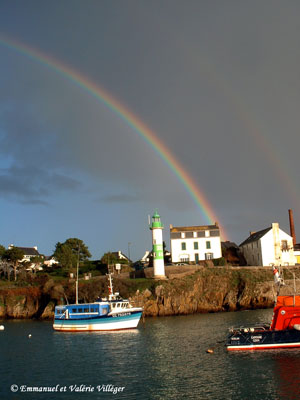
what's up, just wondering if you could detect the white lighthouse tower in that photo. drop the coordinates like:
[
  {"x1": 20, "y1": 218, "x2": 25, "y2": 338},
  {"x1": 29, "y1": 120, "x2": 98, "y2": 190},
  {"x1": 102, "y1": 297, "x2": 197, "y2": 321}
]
[{"x1": 149, "y1": 210, "x2": 166, "y2": 279}]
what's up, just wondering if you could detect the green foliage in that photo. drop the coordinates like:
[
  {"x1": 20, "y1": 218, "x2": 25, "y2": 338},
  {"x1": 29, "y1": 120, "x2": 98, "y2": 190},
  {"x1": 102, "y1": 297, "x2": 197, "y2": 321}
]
[
  {"x1": 2, "y1": 247, "x2": 25, "y2": 281},
  {"x1": 100, "y1": 252, "x2": 128, "y2": 265},
  {"x1": 31, "y1": 255, "x2": 44, "y2": 264},
  {"x1": 0, "y1": 245, "x2": 5, "y2": 258},
  {"x1": 2, "y1": 247, "x2": 25, "y2": 264},
  {"x1": 53, "y1": 238, "x2": 91, "y2": 270},
  {"x1": 212, "y1": 257, "x2": 226, "y2": 266}
]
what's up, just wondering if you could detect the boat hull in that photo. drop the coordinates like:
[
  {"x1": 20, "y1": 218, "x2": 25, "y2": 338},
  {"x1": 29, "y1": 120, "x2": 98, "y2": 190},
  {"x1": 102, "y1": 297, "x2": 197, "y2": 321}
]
[
  {"x1": 53, "y1": 311, "x2": 142, "y2": 332},
  {"x1": 227, "y1": 329, "x2": 300, "y2": 351}
]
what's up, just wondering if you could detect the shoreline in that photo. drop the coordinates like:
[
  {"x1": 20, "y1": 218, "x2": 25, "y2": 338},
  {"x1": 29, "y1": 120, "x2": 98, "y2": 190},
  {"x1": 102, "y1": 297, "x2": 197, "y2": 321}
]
[{"x1": 0, "y1": 266, "x2": 299, "y2": 320}]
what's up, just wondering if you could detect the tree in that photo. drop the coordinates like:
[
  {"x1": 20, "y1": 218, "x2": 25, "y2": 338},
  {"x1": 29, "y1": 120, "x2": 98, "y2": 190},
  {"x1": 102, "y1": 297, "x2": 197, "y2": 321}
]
[
  {"x1": 2, "y1": 247, "x2": 25, "y2": 281},
  {"x1": 0, "y1": 245, "x2": 5, "y2": 258},
  {"x1": 30, "y1": 255, "x2": 45, "y2": 272},
  {"x1": 100, "y1": 252, "x2": 120, "y2": 265},
  {"x1": 53, "y1": 238, "x2": 91, "y2": 270}
]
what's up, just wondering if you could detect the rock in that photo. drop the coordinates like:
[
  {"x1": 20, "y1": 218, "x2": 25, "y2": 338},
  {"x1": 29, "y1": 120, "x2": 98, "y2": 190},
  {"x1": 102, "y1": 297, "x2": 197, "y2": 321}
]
[
  {"x1": 155, "y1": 285, "x2": 164, "y2": 298},
  {"x1": 41, "y1": 301, "x2": 55, "y2": 319},
  {"x1": 143, "y1": 289, "x2": 152, "y2": 298}
]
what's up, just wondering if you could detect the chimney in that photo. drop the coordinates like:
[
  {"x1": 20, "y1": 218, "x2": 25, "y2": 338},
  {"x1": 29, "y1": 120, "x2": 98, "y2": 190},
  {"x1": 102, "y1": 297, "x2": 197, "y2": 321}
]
[{"x1": 288, "y1": 209, "x2": 296, "y2": 247}]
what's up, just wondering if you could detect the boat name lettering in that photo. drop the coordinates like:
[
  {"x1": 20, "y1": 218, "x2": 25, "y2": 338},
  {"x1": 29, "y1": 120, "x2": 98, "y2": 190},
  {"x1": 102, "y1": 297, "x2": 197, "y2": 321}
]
[
  {"x1": 112, "y1": 312, "x2": 131, "y2": 317},
  {"x1": 251, "y1": 335, "x2": 262, "y2": 340},
  {"x1": 231, "y1": 337, "x2": 240, "y2": 341}
]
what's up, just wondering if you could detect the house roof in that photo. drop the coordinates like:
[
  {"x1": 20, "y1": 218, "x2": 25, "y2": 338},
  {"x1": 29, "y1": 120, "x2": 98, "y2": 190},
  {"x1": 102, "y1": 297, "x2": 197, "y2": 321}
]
[
  {"x1": 239, "y1": 227, "x2": 272, "y2": 247},
  {"x1": 16, "y1": 247, "x2": 40, "y2": 256},
  {"x1": 111, "y1": 251, "x2": 130, "y2": 261},
  {"x1": 170, "y1": 224, "x2": 219, "y2": 232},
  {"x1": 221, "y1": 241, "x2": 238, "y2": 249}
]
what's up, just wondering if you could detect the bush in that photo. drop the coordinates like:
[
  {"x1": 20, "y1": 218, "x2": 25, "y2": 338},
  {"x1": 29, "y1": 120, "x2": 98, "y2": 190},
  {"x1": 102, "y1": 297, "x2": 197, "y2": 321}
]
[{"x1": 212, "y1": 257, "x2": 226, "y2": 266}]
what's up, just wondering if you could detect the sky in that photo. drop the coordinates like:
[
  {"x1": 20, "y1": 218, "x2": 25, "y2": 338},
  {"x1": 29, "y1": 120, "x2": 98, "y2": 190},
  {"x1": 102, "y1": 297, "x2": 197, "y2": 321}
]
[{"x1": 0, "y1": 1, "x2": 300, "y2": 261}]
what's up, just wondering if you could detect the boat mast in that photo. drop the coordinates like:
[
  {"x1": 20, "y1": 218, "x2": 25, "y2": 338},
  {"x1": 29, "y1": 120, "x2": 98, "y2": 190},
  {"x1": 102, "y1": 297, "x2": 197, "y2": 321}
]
[
  {"x1": 75, "y1": 245, "x2": 80, "y2": 304},
  {"x1": 108, "y1": 274, "x2": 114, "y2": 299}
]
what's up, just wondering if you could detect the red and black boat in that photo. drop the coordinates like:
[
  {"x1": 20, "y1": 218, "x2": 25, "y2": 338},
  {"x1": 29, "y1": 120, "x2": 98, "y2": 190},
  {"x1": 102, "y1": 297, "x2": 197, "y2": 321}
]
[{"x1": 226, "y1": 268, "x2": 300, "y2": 351}]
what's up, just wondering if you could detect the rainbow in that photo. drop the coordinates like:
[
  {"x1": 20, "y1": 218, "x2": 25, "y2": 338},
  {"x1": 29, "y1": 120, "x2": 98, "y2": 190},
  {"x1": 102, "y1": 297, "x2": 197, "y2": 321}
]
[{"x1": 0, "y1": 36, "x2": 226, "y2": 238}]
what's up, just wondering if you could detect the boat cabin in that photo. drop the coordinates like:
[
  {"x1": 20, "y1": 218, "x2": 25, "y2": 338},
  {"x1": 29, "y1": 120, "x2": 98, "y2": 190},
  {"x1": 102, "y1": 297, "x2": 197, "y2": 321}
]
[
  {"x1": 55, "y1": 299, "x2": 132, "y2": 319},
  {"x1": 110, "y1": 300, "x2": 130, "y2": 311},
  {"x1": 270, "y1": 295, "x2": 300, "y2": 330},
  {"x1": 55, "y1": 303, "x2": 110, "y2": 319}
]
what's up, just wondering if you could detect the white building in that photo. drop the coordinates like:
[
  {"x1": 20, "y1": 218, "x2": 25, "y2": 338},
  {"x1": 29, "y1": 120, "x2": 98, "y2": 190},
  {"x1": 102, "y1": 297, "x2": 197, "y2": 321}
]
[
  {"x1": 44, "y1": 256, "x2": 59, "y2": 267},
  {"x1": 294, "y1": 244, "x2": 300, "y2": 264},
  {"x1": 170, "y1": 224, "x2": 222, "y2": 264},
  {"x1": 8, "y1": 244, "x2": 41, "y2": 263},
  {"x1": 239, "y1": 223, "x2": 296, "y2": 266}
]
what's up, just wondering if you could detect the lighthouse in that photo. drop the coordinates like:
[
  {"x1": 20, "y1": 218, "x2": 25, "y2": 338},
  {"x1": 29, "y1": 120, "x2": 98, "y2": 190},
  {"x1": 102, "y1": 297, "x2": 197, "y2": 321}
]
[{"x1": 149, "y1": 210, "x2": 166, "y2": 279}]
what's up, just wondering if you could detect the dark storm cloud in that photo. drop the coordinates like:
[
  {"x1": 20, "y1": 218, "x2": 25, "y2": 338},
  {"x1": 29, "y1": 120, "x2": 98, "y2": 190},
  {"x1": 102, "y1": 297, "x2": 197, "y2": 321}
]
[{"x1": 0, "y1": 164, "x2": 80, "y2": 205}]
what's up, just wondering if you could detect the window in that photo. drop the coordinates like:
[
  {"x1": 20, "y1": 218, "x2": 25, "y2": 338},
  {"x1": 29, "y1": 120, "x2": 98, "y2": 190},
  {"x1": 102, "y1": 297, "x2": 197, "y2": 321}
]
[
  {"x1": 72, "y1": 308, "x2": 77, "y2": 313},
  {"x1": 78, "y1": 308, "x2": 82, "y2": 313},
  {"x1": 180, "y1": 256, "x2": 189, "y2": 262},
  {"x1": 206, "y1": 241, "x2": 211, "y2": 249},
  {"x1": 205, "y1": 253, "x2": 213, "y2": 260},
  {"x1": 84, "y1": 308, "x2": 89, "y2": 313},
  {"x1": 181, "y1": 242, "x2": 186, "y2": 251},
  {"x1": 194, "y1": 242, "x2": 198, "y2": 250},
  {"x1": 281, "y1": 240, "x2": 288, "y2": 251}
]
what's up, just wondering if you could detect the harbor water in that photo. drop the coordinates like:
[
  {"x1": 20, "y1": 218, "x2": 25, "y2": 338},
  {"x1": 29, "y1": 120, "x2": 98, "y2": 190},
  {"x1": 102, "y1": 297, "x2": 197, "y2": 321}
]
[{"x1": 2, "y1": 309, "x2": 300, "y2": 399}]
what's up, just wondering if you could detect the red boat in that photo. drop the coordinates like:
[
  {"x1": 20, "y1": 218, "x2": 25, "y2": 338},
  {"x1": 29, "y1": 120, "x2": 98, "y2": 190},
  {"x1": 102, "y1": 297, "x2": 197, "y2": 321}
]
[{"x1": 226, "y1": 268, "x2": 300, "y2": 351}]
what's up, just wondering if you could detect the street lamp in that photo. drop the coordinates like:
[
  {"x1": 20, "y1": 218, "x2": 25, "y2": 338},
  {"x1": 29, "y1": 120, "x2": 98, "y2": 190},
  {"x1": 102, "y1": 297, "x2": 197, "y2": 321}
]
[{"x1": 128, "y1": 242, "x2": 131, "y2": 264}]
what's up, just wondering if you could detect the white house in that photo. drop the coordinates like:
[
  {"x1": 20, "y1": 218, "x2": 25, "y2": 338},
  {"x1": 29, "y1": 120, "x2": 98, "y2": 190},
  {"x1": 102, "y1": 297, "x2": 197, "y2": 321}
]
[
  {"x1": 293, "y1": 244, "x2": 300, "y2": 265},
  {"x1": 8, "y1": 244, "x2": 41, "y2": 263},
  {"x1": 239, "y1": 223, "x2": 296, "y2": 266},
  {"x1": 170, "y1": 224, "x2": 222, "y2": 264},
  {"x1": 111, "y1": 251, "x2": 131, "y2": 263},
  {"x1": 8, "y1": 244, "x2": 44, "y2": 271},
  {"x1": 44, "y1": 256, "x2": 59, "y2": 267}
]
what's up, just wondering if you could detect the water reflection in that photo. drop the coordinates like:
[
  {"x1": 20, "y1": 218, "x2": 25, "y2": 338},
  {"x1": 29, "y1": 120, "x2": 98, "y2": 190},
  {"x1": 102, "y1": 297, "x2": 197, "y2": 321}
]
[
  {"x1": 273, "y1": 351, "x2": 300, "y2": 400},
  {"x1": 2, "y1": 310, "x2": 299, "y2": 400}
]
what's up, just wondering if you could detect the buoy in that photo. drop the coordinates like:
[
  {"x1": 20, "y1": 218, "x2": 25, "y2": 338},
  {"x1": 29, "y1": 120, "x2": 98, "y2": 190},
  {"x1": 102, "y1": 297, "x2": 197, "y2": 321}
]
[
  {"x1": 206, "y1": 348, "x2": 214, "y2": 354},
  {"x1": 0, "y1": 325, "x2": 4, "y2": 331},
  {"x1": 28, "y1": 334, "x2": 32, "y2": 338}
]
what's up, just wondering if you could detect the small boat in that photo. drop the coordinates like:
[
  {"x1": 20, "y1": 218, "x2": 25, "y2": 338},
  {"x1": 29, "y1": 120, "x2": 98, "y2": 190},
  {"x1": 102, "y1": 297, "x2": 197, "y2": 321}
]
[
  {"x1": 53, "y1": 274, "x2": 143, "y2": 332},
  {"x1": 226, "y1": 267, "x2": 300, "y2": 351}
]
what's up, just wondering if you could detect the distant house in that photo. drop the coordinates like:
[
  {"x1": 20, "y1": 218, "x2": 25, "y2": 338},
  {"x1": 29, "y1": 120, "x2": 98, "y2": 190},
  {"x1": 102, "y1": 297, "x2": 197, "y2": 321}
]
[
  {"x1": 221, "y1": 241, "x2": 244, "y2": 265},
  {"x1": 239, "y1": 223, "x2": 296, "y2": 266},
  {"x1": 140, "y1": 251, "x2": 150, "y2": 264},
  {"x1": 44, "y1": 256, "x2": 59, "y2": 267},
  {"x1": 8, "y1": 244, "x2": 41, "y2": 263},
  {"x1": 170, "y1": 223, "x2": 222, "y2": 264},
  {"x1": 111, "y1": 251, "x2": 131, "y2": 263},
  {"x1": 7, "y1": 244, "x2": 44, "y2": 271}
]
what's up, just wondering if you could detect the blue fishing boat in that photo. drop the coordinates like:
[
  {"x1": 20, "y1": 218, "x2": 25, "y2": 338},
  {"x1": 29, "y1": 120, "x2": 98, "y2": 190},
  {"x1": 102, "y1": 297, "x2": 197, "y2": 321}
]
[{"x1": 53, "y1": 274, "x2": 143, "y2": 331}]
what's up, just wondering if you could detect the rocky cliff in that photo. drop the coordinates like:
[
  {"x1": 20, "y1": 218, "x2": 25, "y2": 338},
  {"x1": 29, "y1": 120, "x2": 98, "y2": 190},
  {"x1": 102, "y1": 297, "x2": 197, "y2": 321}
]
[{"x1": 0, "y1": 266, "x2": 298, "y2": 319}]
